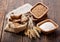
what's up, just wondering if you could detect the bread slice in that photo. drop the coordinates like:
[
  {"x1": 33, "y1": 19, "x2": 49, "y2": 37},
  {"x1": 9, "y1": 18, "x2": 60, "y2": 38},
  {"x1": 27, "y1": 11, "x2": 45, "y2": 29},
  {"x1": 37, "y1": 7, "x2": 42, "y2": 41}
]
[{"x1": 37, "y1": 19, "x2": 59, "y2": 33}]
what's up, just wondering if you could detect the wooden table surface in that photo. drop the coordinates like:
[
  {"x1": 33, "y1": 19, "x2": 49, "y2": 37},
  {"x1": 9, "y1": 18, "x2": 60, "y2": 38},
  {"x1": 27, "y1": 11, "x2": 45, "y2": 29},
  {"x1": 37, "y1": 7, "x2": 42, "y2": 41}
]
[{"x1": 0, "y1": 0, "x2": 60, "y2": 42}]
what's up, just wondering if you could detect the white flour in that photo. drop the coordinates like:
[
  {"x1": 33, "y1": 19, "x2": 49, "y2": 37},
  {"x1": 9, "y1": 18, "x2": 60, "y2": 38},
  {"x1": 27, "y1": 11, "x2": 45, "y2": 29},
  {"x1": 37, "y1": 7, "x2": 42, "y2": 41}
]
[{"x1": 39, "y1": 22, "x2": 56, "y2": 32}]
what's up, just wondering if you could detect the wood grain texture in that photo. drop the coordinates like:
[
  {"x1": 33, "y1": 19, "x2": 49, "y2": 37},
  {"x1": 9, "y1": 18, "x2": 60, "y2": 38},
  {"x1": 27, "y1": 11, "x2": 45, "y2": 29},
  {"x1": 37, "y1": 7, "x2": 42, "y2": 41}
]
[
  {"x1": 0, "y1": 0, "x2": 60, "y2": 42},
  {"x1": 1, "y1": 0, "x2": 24, "y2": 42},
  {"x1": 0, "y1": 0, "x2": 7, "y2": 41},
  {"x1": 43, "y1": 0, "x2": 60, "y2": 42}
]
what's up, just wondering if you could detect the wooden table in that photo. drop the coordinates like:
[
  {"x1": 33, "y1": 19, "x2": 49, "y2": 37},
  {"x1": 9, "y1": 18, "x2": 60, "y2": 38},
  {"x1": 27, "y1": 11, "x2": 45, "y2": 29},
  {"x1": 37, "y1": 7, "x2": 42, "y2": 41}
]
[{"x1": 0, "y1": 0, "x2": 60, "y2": 42}]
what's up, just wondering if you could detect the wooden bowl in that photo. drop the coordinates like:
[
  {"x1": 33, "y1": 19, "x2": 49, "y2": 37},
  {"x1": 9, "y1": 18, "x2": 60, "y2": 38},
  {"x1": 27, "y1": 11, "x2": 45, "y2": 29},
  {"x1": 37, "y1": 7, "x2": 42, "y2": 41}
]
[
  {"x1": 30, "y1": 2, "x2": 49, "y2": 19},
  {"x1": 37, "y1": 19, "x2": 59, "y2": 33}
]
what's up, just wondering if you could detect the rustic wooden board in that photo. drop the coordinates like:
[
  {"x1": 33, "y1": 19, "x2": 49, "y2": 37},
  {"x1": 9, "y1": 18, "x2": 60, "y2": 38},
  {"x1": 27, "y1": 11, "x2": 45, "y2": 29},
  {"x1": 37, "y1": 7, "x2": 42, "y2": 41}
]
[
  {"x1": 0, "y1": 11, "x2": 5, "y2": 42},
  {"x1": 0, "y1": 0, "x2": 8, "y2": 41},
  {"x1": 1, "y1": 0, "x2": 24, "y2": 42},
  {"x1": 0, "y1": 0, "x2": 60, "y2": 42},
  {"x1": 43, "y1": 0, "x2": 60, "y2": 42}
]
